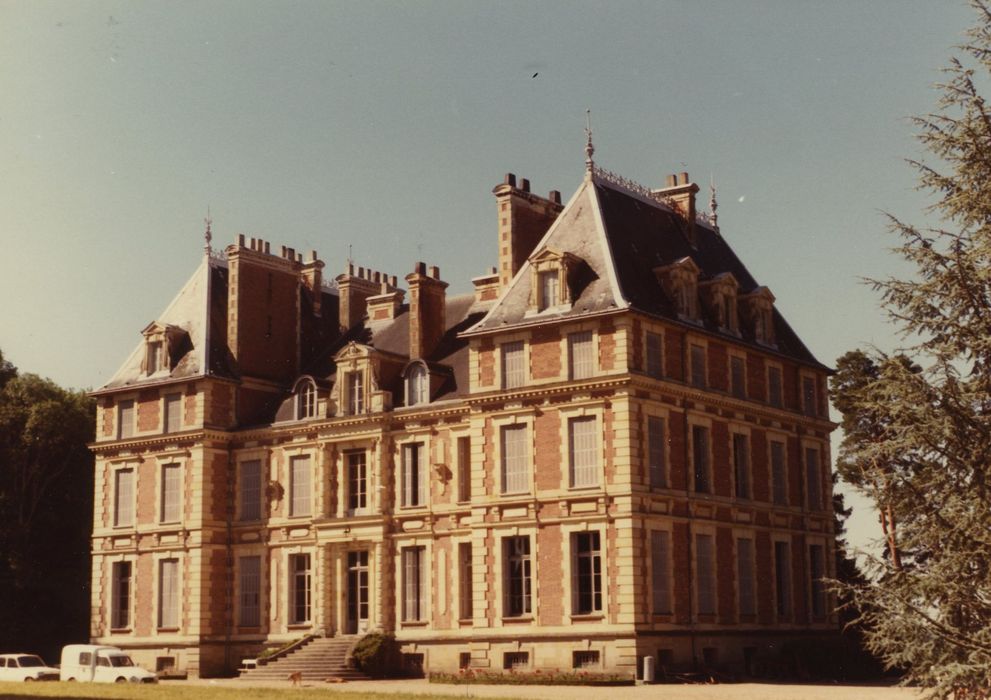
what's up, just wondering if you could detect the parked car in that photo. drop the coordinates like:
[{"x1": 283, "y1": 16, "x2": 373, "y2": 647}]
[
  {"x1": 59, "y1": 645, "x2": 157, "y2": 683},
  {"x1": 0, "y1": 654, "x2": 60, "y2": 682}
]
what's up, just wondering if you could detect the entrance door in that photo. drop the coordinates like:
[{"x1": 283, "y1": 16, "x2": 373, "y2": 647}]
[{"x1": 346, "y1": 550, "x2": 369, "y2": 634}]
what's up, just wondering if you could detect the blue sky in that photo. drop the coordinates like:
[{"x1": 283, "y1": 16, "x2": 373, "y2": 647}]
[{"x1": 0, "y1": 1, "x2": 975, "y2": 554}]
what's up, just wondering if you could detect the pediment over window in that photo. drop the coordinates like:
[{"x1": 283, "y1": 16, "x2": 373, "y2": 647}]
[
  {"x1": 740, "y1": 286, "x2": 776, "y2": 346},
  {"x1": 654, "y1": 257, "x2": 701, "y2": 322},
  {"x1": 139, "y1": 322, "x2": 190, "y2": 375},
  {"x1": 700, "y1": 272, "x2": 740, "y2": 335},
  {"x1": 527, "y1": 247, "x2": 591, "y2": 312}
]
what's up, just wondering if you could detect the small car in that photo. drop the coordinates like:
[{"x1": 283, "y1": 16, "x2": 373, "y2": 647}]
[
  {"x1": 0, "y1": 654, "x2": 60, "y2": 682},
  {"x1": 60, "y1": 644, "x2": 157, "y2": 683}
]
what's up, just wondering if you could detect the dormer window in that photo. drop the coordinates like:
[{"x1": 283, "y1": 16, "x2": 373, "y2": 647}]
[
  {"x1": 700, "y1": 272, "x2": 740, "y2": 335},
  {"x1": 527, "y1": 248, "x2": 586, "y2": 313},
  {"x1": 346, "y1": 371, "x2": 364, "y2": 415},
  {"x1": 146, "y1": 342, "x2": 162, "y2": 376},
  {"x1": 655, "y1": 257, "x2": 701, "y2": 322},
  {"x1": 295, "y1": 379, "x2": 316, "y2": 420},
  {"x1": 741, "y1": 287, "x2": 776, "y2": 347},
  {"x1": 406, "y1": 364, "x2": 429, "y2": 406},
  {"x1": 140, "y1": 322, "x2": 189, "y2": 376}
]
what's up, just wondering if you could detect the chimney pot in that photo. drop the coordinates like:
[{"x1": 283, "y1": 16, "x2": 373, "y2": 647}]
[
  {"x1": 310, "y1": 250, "x2": 317, "y2": 262},
  {"x1": 373, "y1": 271, "x2": 381, "y2": 283},
  {"x1": 264, "y1": 241, "x2": 271, "y2": 254},
  {"x1": 505, "y1": 173, "x2": 517, "y2": 187},
  {"x1": 680, "y1": 172, "x2": 690, "y2": 185},
  {"x1": 415, "y1": 261, "x2": 426, "y2": 275},
  {"x1": 391, "y1": 275, "x2": 398, "y2": 287},
  {"x1": 549, "y1": 190, "x2": 561, "y2": 204},
  {"x1": 237, "y1": 234, "x2": 246, "y2": 247},
  {"x1": 429, "y1": 265, "x2": 440, "y2": 279},
  {"x1": 520, "y1": 178, "x2": 530, "y2": 192},
  {"x1": 666, "y1": 174, "x2": 677, "y2": 187},
  {"x1": 348, "y1": 262, "x2": 354, "y2": 276},
  {"x1": 358, "y1": 266, "x2": 365, "y2": 278}
]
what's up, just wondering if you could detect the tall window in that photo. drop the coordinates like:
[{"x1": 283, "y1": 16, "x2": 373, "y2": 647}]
[
  {"x1": 503, "y1": 536, "x2": 532, "y2": 617},
  {"x1": 402, "y1": 546, "x2": 426, "y2": 622},
  {"x1": 768, "y1": 366, "x2": 783, "y2": 408},
  {"x1": 500, "y1": 424, "x2": 528, "y2": 494},
  {"x1": 648, "y1": 416, "x2": 666, "y2": 488},
  {"x1": 114, "y1": 468, "x2": 135, "y2": 527},
  {"x1": 802, "y1": 377, "x2": 817, "y2": 417},
  {"x1": 770, "y1": 441, "x2": 787, "y2": 505},
  {"x1": 347, "y1": 451, "x2": 367, "y2": 512},
  {"x1": 402, "y1": 443, "x2": 426, "y2": 507},
  {"x1": 538, "y1": 270, "x2": 559, "y2": 311},
  {"x1": 111, "y1": 561, "x2": 131, "y2": 629},
  {"x1": 651, "y1": 530, "x2": 671, "y2": 614},
  {"x1": 737, "y1": 538, "x2": 755, "y2": 617},
  {"x1": 289, "y1": 456, "x2": 312, "y2": 517},
  {"x1": 240, "y1": 460, "x2": 262, "y2": 521},
  {"x1": 289, "y1": 553, "x2": 311, "y2": 624},
  {"x1": 407, "y1": 365, "x2": 428, "y2": 406},
  {"x1": 346, "y1": 372, "x2": 364, "y2": 415},
  {"x1": 775, "y1": 541, "x2": 792, "y2": 617},
  {"x1": 158, "y1": 558, "x2": 179, "y2": 629},
  {"x1": 695, "y1": 534, "x2": 716, "y2": 616},
  {"x1": 297, "y1": 380, "x2": 316, "y2": 419},
  {"x1": 805, "y1": 447, "x2": 822, "y2": 510},
  {"x1": 730, "y1": 356, "x2": 746, "y2": 399},
  {"x1": 690, "y1": 344, "x2": 706, "y2": 388},
  {"x1": 458, "y1": 542, "x2": 473, "y2": 620},
  {"x1": 568, "y1": 331, "x2": 594, "y2": 380},
  {"x1": 645, "y1": 332, "x2": 663, "y2": 379},
  {"x1": 501, "y1": 341, "x2": 525, "y2": 390},
  {"x1": 117, "y1": 399, "x2": 134, "y2": 439},
  {"x1": 733, "y1": 434, "x2": 750, "y2": 499},
  {"x1": 160, "y1": 463, "x2": 181, "y2": 523},
  {"x1": 164, "y1": 393, "x2": 182, "y2": 433},
  {"x1": 692, "y1": 425, "x2": 711, "y2": 493},
  {"x1": 146, "y1": 341, "x2": 162, "y2": 375},
  {"x1": 809, "y1": 544, "x2": 826, "y2": 618},
  {"x1": 457, "y1": 437, "x2": 471, "y2": 503},
  {"x1": 239, "y1": 556, "x2": 261, "y2": 627},
  {"x1": 569, "y1": 416, "x2": 597, "y2": 488},
  {"x1": 572, "y1": 531, "x2": 602, "y2": 614}
]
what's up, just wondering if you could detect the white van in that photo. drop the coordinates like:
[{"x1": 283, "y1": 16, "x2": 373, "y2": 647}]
[{"x1": 59, "y1": 645, "x2": 157, "y2": 683}]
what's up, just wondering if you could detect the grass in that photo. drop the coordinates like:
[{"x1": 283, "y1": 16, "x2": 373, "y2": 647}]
[{"x1": 0, "y1": 680, "x2": 455, "y2": 700}]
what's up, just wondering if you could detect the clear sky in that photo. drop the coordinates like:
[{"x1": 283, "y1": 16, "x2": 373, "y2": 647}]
[{"x1": 0, "y1": 1, "x2": 975, "y2": 556}]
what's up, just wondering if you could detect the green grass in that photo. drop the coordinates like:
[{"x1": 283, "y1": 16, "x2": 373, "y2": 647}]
[{"x1": 0, "y1": 680, "x2": 458, "y2": 700}]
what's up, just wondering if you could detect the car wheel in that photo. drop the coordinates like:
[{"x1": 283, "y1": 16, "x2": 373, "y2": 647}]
[{"x1": 115, "y1": 677, "x2": 127, "y2": 683}]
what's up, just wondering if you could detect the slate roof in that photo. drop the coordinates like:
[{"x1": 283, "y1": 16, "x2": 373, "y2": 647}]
[{"x1": 465, "y1": 173, "x2": 825, "y2": 369}]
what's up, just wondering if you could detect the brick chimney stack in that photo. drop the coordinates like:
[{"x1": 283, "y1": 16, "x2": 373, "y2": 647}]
[
  {"x1": 492, "y1": 173, "x2": 564, "y2": 289},
  {"x1": 336, "y1": 264, "x2": 394, "y2": 331},
  {"x1": 300, "y1": 250, "x2": 324, "y2": 317},
  {"x1": 405, "y1": 262, "x2": 448, "y2": 360},
  {"x1": 653, "y1": 172, "x2": 700, "y2": 245}
]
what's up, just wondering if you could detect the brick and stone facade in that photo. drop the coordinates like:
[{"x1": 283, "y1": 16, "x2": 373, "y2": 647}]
[{"x1": 89, "y1": 163, "x2": 836, "y2": 679}]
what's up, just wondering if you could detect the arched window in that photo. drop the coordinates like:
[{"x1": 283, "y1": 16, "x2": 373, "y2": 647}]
[
  {"x1": 296, "y1": 379, "x2": 316, "y2": 419},
  {"x1": 407, "y1": 365, "x2": 428, "y2": 406}
]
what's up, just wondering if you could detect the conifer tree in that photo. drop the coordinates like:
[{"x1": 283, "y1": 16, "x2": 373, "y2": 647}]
[{"x1": 831, "y1": 3, "x2": 991, "y2": 696}]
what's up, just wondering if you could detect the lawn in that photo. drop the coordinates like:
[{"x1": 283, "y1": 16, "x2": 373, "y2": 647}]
[{"x1": 0, "y1": 681, "x2": 451, "y2": 700}]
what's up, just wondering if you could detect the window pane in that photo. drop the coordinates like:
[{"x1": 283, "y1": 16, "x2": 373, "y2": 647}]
[
  {"x1": 568, "y1": 331, "x2": 594, "y2": 380},
  {"x1": 161, "y1": 464, "x2": 181, "y2": 522},
  {"x1": 111, "y1": 561, "x2": 131, "y2": 629},
  {"x1": 810, "y1": 544, "x2": 826, "y2": 617},
  {"x1": 572, "y1": 531, "x2": 601, "y2": 614},
  {"x1": 539, "y1": 271, "x2": 559, "y2": 310},
  {"x1": 118, "y1": 400, "x2": 134, "y2": 439},
  {"x1": 115, "y1": 469, "x2": 134, "y2": 527},
  {"x1": 803, "y1": 377, "x2": 817, "y2": 417},
  {"x1": 348, "y1": 452, "x2": 367, "y2": 511},
  {"x1": 731, "y1": 357, "x2": 746, "y2": 399},
  {"x1": 690, "y1": 345, "x2": 706, "y2": 388},
  {"x1": 164, "y1": 394, "x2": 182, "y2": 433},
  {"x1": 501, "y1": 342, "x2": 525, "y2": 389},
  {"x1": 695, "y1": 534, "x2": 716, "y2": 615},
  {"x1": 239, "y1": 556, "x2": 261, "y2": 626},
  {"x1": 646, "y1": 332, "x2": 663, "y2": 379},
  {"x1": 290, "y1": 553, "x2": 311, "y2": 623},
  {"x1": 648, "y1": 416, "x2": 666, "y2": 488},
  {"x1": 504, "y1": 536, "x2": 531, "y2": 616},
  {"x1": 775, "y1": 541, "x2": 791, "y2": 617},
  {"x1": 692, "y1": 426, "x2": 710, "y2": 493},
  {"x1": 805, "y1": 447, "x2": 822, "y2": 510},
  {"x1": 569, "y1": 416, "x2": 597, "y2": 488},
  {"x1": 651, "y1": 531, "x2": 671, "y2": 614},
  {"x1": 290, "y1": 456, "x2": 311, "y2": 517},
  {"x1": 737, "y1": 538, "x2": 755, "y2": 616},
  {"x1": 771, "y1": 441, "x2": 787, "y2": 505},
  {"x1": 733, "y1": 434, "x2": 750, "y2": 499},
  {"x1": 403, "y1": 546, "x2": 424, "y2": 621},
  {"x1": 158, "y1": 559, "x2": 179, "y2": 629},
  {"x1": 501, "y1": 425, "x2": 528, "y2": 493},
  {"x1": 768, "y1": 367, "x2": 783, "y2": 408},
  {"x1": 240, "y1": 460, "x2": 262, "y2": 521},
  {"x1": 457, "y1": 437, "x2": 471, "y2": 502},
  {"x1": 402, "y1": 443, "x2": 425, "y2": 507},
  {"x1": 347, "y1": 372, "x2": 364, "y2": 414}
]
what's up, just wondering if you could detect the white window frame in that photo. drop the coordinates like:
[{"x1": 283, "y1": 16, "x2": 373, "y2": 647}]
[
  {"x1": 649, "y1": 527, "x2": 673, "y2": 615},
  {"x1": 156, "y1": 555, "x2": 181, "y2": 630},
  {"x1": 500, "y1": 340, "x2": 527, "y2": 390},
  {"x1": 400, "y1": 440, "x2": 428, "y2": 508},
  {"x1": 117, "y1": 398, "x2": 135, "y2": 440},
  {"x1": 296, "y1": 379, "x2": 317, "y2": 420},
  {"x1": 502, "y1": 534, "x2": 533, "y2": 618},
  {"x1": 570, "y1": 529, "x2": 603, "y2": 615},
  {"x1": 406, "y1": 364, "x2": 429, "y2": 406},
  {"x1": 109, "y1": 556, "x2": 135, "y2": 631},
  {"x1": 400, "y1": 544, "x2": 428, "y2": 623},
  {"x1": 346, "y1": 371, "x2": 364, "y2": 415},
  {"x1": 163, "y1": 392, "x2": 182, "y2": 434},
  {"x1": 238, "y1": 456, "x2": 264, "y2": 522},
  {"x1": 112, "y1": 464, "x2": 137, "y2": 528},
  {"x1": 494, "y1": 415, "x2": 533, "y2": 496},
  {"x1": 567, "y1": 330, "x2": 595, "y2": 381},
  {"x1": 158, "y1": 461, "x2": 182, "y2": 524},
  {"x1": 567, "y1": 414, "x2": 599, "y2": 489},
  {"x1": 288, "y1": 454, "x2": 313, "y2": 518},
  {"x1": 538, "y1": 269, "x2": 560, "y2": 311},
  {"x1": 288, "y1": 551, "x2": 312, "y2": 625},
  {"x1": 689, "y1": 341, "x2": 707, "y2": 389},
  {"x1": 346, "y1": 450, "x2": 368, "y2": 514},
  {"x1": 238, "y1": 553, "x2": 263, "y2": 627}
]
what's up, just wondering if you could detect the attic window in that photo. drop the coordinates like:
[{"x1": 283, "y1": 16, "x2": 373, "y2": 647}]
[
  {"x1": 296, "y1": 379, "x2": 316, "y2": 420},
  {"x1": 146, "y1": 342, "x2": 162, "y2": 376},
  {"x1": 654, "y1": 257, "x2": 701, "y2": 323},
  {"x1": 527, "y1": 248, "x2": 585, "y2": 314},
  {"x1": 407, "y1": 364, "x2": 429, "y2": 406},
  {"x1": 538, "y1": 271, "x2": 560, "y2": 311},
  {"x1": 701, "y1": 273, "x2": 740, "y2": 335},
  {"x1": 741, "y1": 287, "x2": 776, "y2": 347}
]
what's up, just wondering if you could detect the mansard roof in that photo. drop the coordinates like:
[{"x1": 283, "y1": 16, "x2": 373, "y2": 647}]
[{"x1": 466, "y1": 171, "x2": 825, "y2": 369}]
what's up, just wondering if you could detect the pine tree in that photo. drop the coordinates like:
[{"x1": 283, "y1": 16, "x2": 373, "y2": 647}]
[{"x1": 830, "y1": 3, "x2": 991, "y2": 696}]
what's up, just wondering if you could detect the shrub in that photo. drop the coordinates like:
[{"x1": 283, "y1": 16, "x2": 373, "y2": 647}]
[
  {"x1": 429, "y1": 669, "x2": 634, "y2": 686},
  {"x1": 351, "y1": 632, "x2": 402, "y2": 678}
]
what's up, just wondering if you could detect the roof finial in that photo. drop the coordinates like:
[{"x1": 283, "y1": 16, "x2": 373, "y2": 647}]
[
  {"x1": 203, "y1": 206, "x2": 213, "y2": 255},
  {"x1": 584, "y1": 109, "x2": 595, "y2": 174},
  {"x1": 709, "y1": 175, "x2": 719, "y2": 230}
]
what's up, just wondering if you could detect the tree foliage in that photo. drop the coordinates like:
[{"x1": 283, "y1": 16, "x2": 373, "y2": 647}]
[
  {"x1": 0, "y1": 349, "x2": 94, "y2": 661},
  {"x1": 830, "y1": 3, "x2": 991, "y2": 696}
]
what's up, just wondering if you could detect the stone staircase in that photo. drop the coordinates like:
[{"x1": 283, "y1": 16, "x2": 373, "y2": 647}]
[{"x1": 239, "y1": 635, "x2": 368, "y2": 682}]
